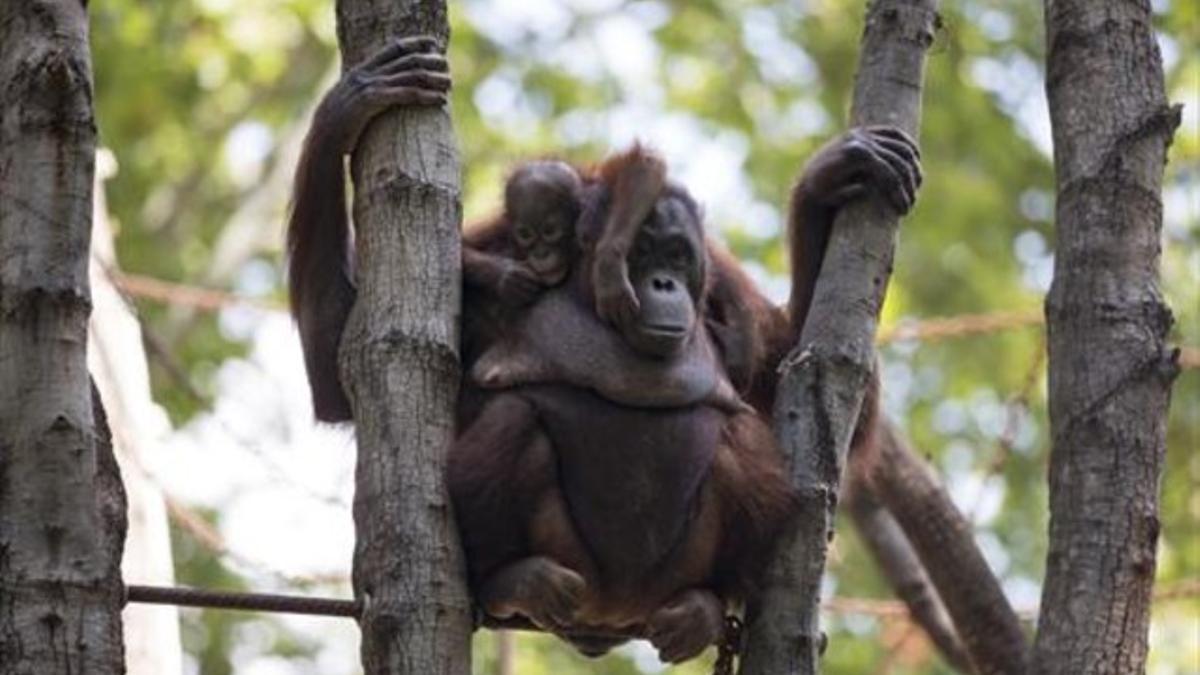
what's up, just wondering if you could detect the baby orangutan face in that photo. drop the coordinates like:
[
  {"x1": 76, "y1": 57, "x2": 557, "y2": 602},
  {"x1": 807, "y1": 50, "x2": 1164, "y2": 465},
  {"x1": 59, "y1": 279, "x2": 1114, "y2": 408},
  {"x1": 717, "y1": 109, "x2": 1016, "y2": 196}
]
[{"x1": 506, "y1": 161, "x2": 583, "y2": 286}]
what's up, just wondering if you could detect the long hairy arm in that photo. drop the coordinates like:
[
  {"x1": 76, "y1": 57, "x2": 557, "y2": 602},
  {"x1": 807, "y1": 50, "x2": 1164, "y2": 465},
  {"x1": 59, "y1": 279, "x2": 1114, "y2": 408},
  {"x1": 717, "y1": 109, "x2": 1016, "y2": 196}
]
[
  {"x1": 287, "y1": 121, "x2": 357, "y2": 422},
  {"x1": 286, "y1": 36, "x2": 450, "y2": 422}
]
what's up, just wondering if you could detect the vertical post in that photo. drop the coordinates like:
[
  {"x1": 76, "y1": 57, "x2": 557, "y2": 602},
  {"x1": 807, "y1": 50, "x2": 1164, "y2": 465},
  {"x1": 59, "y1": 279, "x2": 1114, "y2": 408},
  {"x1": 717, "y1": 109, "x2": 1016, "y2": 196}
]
[
  {"x1": 1034, "y1": 1, "x2": 1179, "y2": 672},
  {"x1": 739, "y1": 2, "x2": 939, "y2": 673},
  {"x1": 332, "y1": 1, "x2": 472, "y2": 673},
  {"x1": 0, "y1": 1, "x2": 128, "y2": 673}
]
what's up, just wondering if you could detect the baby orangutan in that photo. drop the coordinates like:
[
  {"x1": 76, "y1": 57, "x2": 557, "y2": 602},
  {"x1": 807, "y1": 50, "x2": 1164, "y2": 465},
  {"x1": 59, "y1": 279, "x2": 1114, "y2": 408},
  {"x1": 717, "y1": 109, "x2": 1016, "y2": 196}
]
[{"x1": 462, "y1": 160, "x2": 584, "y2": 308}]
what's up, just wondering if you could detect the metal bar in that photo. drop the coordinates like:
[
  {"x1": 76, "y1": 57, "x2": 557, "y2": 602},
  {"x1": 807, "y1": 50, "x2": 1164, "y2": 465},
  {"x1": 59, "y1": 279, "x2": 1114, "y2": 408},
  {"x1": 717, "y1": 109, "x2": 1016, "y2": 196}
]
[{"x1": 125, "y1": 584, "x2": 360, "y2": 618}]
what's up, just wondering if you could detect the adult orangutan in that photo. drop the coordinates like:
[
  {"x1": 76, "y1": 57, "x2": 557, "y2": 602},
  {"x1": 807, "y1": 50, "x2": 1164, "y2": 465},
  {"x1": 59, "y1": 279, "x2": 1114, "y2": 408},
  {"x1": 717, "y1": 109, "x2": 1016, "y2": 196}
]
[{"x1": 287, "y1": 36, "x2": 921, "y2": 663}]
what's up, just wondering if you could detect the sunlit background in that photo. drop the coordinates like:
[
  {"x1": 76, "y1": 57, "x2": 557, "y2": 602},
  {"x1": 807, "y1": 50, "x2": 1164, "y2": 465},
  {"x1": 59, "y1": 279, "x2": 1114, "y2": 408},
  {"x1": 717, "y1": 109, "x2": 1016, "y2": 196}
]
[{"x1": 87, "y1": 0, "x2": 1197, "y2": 673}]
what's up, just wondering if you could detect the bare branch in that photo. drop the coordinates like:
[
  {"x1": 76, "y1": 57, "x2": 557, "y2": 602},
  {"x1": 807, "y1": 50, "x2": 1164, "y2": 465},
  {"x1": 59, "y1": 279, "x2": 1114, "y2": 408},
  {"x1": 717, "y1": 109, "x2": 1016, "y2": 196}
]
[{"x1": 739, "y1": 3, "x2": 940, "y2": 673}]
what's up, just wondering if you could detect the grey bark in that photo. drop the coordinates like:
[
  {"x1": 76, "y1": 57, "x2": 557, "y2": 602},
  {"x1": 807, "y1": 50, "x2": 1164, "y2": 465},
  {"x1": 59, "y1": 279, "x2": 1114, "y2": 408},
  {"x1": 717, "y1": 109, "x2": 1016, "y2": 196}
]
[
  {"x1": 0, "y1": 2, "x2": 128, "y2": 673},
  {"x1": 870, "y1": 423, "x2": 1027, "y2": 674},
  {"x1": 1033, "y1": 1, "x2": 1179, "y2": 672},
  {"x1": 738, "y1": 2, "x2": 939, "y2": 673},
  {"x1": 844, "y1": 477, "x2": 972, "y2": 673},
  {"x1": 332, "y1": 1, "x2": 472, "y2": 674}
]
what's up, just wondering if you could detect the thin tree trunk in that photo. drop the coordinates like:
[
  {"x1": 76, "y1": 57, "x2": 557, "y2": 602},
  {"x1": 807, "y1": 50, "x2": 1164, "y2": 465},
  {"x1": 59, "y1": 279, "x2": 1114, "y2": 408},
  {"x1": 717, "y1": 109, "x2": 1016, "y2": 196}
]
[
  {"x1": 1033, "y1": 1, "x2": 1179, "y2": 672},
  {"x1": 870, "y1": 423, "x2": 1027, "y2": 674},
  {"x1": 332, "y1": 1, "x2": 472, "y2": 674},
  {"x1": 89, "y1": 163, "x2": 184, "y2": 675},
  {"x1": 844, "y1": 478, "x2": 972, "y2": 673},
  {"x1": 739, "y1": 2, "x2": 939, "y2": 673},
  {"x1": 0, "y1": 1, "x2": 128, "y2": 673}
]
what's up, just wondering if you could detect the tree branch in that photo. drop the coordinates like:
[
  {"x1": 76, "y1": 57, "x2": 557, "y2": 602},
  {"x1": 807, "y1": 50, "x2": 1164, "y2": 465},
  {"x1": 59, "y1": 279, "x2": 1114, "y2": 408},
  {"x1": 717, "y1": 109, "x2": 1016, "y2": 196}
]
[
  {"x1": 0, "y1": 1, "x2": 128, "y2": 672},
  {"x1": 1033, "y1": 1, "x2": 1179, "y2": 672},
  {"x1": 332, "y1": 1, "x2": 472, "y2": 673},
  {"x1": 739, "y1": 3, "x2": 939, "y2": 673}
]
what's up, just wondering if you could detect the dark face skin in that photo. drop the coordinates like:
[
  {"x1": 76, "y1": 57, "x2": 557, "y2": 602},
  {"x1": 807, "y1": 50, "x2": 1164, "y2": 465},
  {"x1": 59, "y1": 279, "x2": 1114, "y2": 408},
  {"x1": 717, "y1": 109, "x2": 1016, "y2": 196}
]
[
  {"x1": 620, "y1": 194, "x2": 707, "y2": 358},
  {"x1": 506, "y1": 162, "x2": 582, "y2": 286}
]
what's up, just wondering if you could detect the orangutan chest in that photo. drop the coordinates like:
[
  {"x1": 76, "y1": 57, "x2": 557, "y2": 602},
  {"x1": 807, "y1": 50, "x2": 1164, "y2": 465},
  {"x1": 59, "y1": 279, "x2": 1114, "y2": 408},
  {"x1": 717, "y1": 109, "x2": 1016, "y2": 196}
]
[{"x1": 523, "y1": 385, "x2": 724, "y2": 581}]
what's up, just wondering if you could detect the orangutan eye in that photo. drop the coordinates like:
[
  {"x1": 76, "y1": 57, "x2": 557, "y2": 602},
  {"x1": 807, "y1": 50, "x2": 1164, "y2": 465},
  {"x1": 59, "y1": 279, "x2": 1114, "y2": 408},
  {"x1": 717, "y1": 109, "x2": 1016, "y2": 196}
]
[
  {"x1": 665, "y1": 240, "x2": 692, "y2": 268},
  {"x1": 540, "y1": 220, "x2": 565, "y2": 243},
  {"x1": 514, "y1": 224, "x2": 536, "y2": 247}
]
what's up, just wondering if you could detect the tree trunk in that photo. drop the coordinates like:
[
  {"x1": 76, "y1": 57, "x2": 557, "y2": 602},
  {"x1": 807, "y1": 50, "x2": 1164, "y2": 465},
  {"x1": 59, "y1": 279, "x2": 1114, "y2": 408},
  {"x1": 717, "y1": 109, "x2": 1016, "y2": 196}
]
[
  {"x1": 739, "y1": 2, "x2": 939, "y2": 673},
  {"x1": 332, "y1": 1, "x2": 472, "y2": 674},
  {"x1": 1033, "y1": 1, "x2": 1179, "y2": 672},
  {"x1": 89, "y1": 161, "x2": 184, "y2": 675},
  {"x1": 870, "y1": 423, "x2": 1027, "y2": 674},
  {"x1": 0, "y1": 2, "x2": 128, "y2": 673}
]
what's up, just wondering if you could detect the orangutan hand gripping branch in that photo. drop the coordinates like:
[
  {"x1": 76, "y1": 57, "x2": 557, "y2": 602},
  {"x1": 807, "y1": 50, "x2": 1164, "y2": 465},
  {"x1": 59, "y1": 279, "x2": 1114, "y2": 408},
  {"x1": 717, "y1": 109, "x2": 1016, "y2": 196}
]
[{"x1": 286, "y1": 37, "x2": 921, "y2": 664}]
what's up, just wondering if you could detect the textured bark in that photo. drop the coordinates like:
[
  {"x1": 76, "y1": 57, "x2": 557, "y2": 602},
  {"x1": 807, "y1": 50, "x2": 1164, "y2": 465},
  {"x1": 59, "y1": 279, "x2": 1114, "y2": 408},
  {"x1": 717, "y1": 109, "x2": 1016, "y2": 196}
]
[
  {"x1": 332, "y1": 1, "x2": 472, "y2": 674},
  {"x1": 739, "y1": 2, "x2": 938, "y2": 673},
  {"x1": 1033, "y1": 1, "x2": 1179, "y2": 672},
  {"x1": 844, "y1": 478, "x2": 972, "y2": 673},
  {"x1": 0, "y1": 2, "x2": 128, "y2": 673},
  {"x1": 871, "y1": 424, "x2": 1027, "y2": 674}
]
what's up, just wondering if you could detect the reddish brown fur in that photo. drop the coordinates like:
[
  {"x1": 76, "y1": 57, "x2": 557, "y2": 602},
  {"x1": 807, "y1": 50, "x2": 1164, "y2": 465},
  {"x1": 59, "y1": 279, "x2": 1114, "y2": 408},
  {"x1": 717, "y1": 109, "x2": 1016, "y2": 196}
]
[
  {"x1": 289, "y1": 136, "x2": 882, "y2": 658},
  {"x1": 287, "y1": 124, "x2": 357, "y2": 422},
  {"x1": 445, "y1": 149, "x2": 882, "y2": 653}
]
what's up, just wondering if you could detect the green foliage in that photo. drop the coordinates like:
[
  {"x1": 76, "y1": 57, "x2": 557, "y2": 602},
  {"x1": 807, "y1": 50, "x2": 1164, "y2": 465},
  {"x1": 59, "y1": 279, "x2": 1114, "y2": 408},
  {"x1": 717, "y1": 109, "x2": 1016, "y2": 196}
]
[
  {"x1": 89, "y1": 0, "x2": 1197, "y2": 672},
  {"x1": 91, "y1": 0, "x2": 335, "y2": 423}
]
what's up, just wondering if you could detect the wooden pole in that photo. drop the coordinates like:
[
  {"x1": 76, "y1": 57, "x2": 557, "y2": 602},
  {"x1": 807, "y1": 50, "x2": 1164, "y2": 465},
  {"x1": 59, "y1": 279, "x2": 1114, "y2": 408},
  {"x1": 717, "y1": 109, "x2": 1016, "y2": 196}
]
[
  {"x1": 0, "y1": 1, "x2": 127, "y2": 672},
  {"x1": 739, "y1": 2, "x2": 939, "y2": 673},
  {"x1": 1033, "y1": 0, "x2": 1179, "y2": 672},
  {"x1": 332, "y1": 1, "x2": 472, "y2": 673}
]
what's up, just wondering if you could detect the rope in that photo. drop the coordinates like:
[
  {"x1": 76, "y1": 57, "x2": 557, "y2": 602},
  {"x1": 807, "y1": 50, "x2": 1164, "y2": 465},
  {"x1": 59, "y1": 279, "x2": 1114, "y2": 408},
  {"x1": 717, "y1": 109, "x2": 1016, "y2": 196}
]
[
  {"x1": 122, "y1": 576, "x2": 1200, "y2": 623},
  {"x1": 1180, "y1": 346, "x2": 1200, "y2": 370},
  {"x1": 109, "y1": 272, "x2": 1199, "y2": 361},
  {"x1": 119, "y1": 584, "x2": 922, "y2": 621},
  {"x1": 1155, "y1": 577, "x2": 1200, "y2": 602},
  {"x1": 877, "y1": 309, "x2": 1043, "y2": 344},
  {"x1": 113, "y1": 272, "x2": 281, "y2": 312}
]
